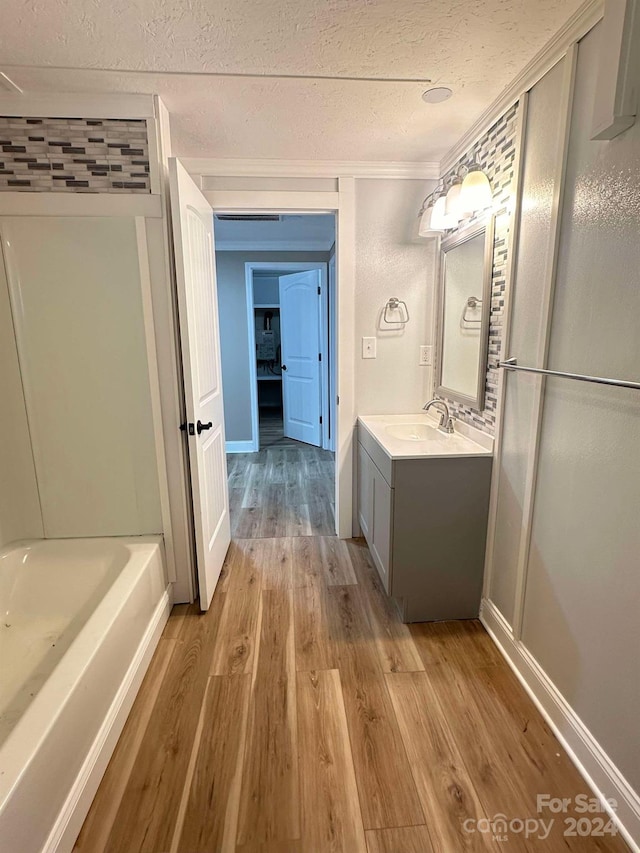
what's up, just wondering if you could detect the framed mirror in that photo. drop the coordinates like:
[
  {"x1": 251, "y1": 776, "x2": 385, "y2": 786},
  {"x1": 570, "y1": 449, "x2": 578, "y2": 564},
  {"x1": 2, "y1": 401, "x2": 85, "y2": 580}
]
[{"x1": 436, "y1": 216, "x2": 494, "y2": 409}]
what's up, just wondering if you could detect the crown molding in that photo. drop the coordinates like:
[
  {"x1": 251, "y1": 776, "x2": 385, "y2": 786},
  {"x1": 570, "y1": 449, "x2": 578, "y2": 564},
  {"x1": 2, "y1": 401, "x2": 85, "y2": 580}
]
[
  {"x1": 214, "y1": 239, "x2": 333, "y2": 252},
  {"x1": 440, "y1": 0, "x2": 604, "y2": 173},
  {"x1": 182, "y1": 157, "x2": 440, "y2": 181}
]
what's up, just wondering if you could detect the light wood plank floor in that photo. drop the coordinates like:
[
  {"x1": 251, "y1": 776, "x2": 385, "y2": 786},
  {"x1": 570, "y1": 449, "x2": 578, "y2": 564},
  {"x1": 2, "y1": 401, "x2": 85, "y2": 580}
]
[
  {"x1": 228, "y1": 444, "x2": 335, "y2": 538},
  {"x1": 75, "y1": 537, "x2": 628, "y2": 853}
]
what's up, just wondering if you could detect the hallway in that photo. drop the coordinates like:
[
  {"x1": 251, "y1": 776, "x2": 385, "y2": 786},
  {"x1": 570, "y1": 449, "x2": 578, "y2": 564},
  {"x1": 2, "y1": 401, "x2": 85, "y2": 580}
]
[
  {"x1": 228, "y1": 443, "x2": 335, "y2": 538},
  {"x1": 74, "y1": 507, "x2": 628, "y2": 851}
]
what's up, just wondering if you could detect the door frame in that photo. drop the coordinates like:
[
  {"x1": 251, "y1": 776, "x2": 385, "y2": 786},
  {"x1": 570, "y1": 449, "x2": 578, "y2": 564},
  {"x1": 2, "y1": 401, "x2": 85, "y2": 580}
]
[
  {"x1": 206, "y1": 182, "x2": 355, "y2": 539},
  {"x1": 242, "y1": 260, "x2": 329, "y2": 453}
]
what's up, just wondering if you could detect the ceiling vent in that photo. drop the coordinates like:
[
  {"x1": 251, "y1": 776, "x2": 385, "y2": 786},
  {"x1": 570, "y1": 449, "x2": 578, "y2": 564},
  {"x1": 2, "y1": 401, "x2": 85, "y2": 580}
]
[{"x1": 215, "y1": 214, "x2": 280, "y2": 222}]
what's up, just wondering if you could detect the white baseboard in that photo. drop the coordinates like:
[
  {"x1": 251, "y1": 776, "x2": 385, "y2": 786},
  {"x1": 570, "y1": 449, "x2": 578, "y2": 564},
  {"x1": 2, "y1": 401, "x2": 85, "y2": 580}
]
[
  {"x1": 480, "y1": 598, "x2": 640, "y2": 852},
  {"x1": 226, "y1": 439, "x2": 257, "y2": 453},
  {"x1": 45, "y1": 586, "x2": 173, "y2": 853}
]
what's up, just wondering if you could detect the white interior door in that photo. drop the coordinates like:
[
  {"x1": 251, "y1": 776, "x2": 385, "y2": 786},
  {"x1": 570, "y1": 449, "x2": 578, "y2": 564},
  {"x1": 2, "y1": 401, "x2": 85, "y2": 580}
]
[
  {"x1": 169, "y1": 158, "x2": 230, "y2": 610},
  {"x1": 279, "y1": 270, "x2": 322, "y2": 447}
]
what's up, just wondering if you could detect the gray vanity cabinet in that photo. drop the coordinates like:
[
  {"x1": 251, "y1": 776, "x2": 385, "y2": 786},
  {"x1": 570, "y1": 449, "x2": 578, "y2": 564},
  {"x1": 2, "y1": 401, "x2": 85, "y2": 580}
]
[
  {"x1": 357, "y1": 424, "x2": 493, "y2": 622},
  {"x1": 357, "y1": 441, "x2": 392, "y2": 590}
]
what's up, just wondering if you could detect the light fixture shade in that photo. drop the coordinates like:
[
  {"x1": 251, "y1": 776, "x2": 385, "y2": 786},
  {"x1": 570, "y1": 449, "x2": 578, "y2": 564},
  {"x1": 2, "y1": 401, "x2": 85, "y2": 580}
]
[
  {"x1": 429, "y1": 195, "x2": 457, "y2": 230},
  {"x1": 444, "y1": 182, "x2": 473, "y2": 221},
  {"x1": 418, "y1": 205, "x2": 442, "y2": 237},
  {"x1": 444, "y1": 182, "x2": 461, "y2": 215},
  {"x1": 460, "y1": 169, "x2": 493, "y2": 211}
]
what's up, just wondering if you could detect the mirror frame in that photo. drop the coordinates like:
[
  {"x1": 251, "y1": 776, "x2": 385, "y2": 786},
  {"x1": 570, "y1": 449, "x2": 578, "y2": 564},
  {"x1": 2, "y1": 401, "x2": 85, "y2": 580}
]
[{"x1": 435, "y1": 215, "x2": 495, "y2": 410}]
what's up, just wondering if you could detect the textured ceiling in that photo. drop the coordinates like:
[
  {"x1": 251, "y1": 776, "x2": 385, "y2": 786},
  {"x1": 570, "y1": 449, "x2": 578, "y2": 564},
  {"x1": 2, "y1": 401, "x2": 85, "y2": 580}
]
[{"x1": 0, "y1": 0, "x2": 585, "y2": 162}]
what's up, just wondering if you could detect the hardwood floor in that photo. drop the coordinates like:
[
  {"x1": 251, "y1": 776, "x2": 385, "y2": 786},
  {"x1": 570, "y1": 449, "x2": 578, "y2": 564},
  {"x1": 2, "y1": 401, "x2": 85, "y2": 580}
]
[
  {"x1": 75, "y1": 536, "x2": 629, "y2": 853},
  {"x1": 259, "y1": 411, "x2": 296, "y2": 448},
  {"x1": 228, "y1": 443, "x2": 335, "y2": 538}
]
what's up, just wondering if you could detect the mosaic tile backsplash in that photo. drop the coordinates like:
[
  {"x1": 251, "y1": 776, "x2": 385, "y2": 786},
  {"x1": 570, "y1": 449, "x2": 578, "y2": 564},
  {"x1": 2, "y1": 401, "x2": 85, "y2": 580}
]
[
  {"x1": 0, "y1": 117, "x2": 151, "y2": 193},
  {"x1": 436, "y1": 102, "x2": 519, "y2": 436}
]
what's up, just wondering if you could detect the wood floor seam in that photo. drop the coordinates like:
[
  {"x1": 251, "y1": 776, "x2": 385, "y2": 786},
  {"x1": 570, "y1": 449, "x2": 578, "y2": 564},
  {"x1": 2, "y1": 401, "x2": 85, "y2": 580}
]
[
  {"x1": 74, "y1": 446, "x2": 631, "y2": 853},
  {"x1": 170, "y1": 674, "x2": 213, "y2": 853}
]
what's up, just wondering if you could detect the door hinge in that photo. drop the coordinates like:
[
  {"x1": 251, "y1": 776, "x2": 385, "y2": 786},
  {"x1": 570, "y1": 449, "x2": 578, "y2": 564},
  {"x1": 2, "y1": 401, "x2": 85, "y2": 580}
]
[
  {"x1": 336, "y1": 395, "x2": 340, "y2": 405},
  {"x1": 318, "y1": 352, "x2": 322, "y2": 362},
  {"x1": 317, "y1": 285, "x2": 321, "y2": 295},
  {"x1": 319, "y1": 415, "x2": 323, "y2": 424}
]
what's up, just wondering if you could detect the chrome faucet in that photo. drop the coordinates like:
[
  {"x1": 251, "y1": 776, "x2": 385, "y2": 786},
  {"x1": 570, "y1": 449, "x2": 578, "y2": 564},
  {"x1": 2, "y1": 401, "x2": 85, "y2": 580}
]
[{"x1": 423, "y1": 399, "x2": 455, "y2": 434}]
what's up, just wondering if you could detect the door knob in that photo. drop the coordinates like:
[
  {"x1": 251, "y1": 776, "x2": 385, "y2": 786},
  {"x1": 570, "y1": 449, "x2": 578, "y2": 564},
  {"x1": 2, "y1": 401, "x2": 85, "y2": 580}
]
[
  {"x1": 197, "y1": 420, "x2": 213, "y2": 434},
  {"x1": 281, "y1": 364, "x2": 287, "y2": 371}
]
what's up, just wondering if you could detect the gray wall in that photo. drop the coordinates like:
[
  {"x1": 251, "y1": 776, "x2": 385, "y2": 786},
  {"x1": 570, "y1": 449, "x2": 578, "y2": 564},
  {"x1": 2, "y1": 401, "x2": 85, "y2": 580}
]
[{"x1": 216, "y1": 251, "x2": 329, "y2": 441}]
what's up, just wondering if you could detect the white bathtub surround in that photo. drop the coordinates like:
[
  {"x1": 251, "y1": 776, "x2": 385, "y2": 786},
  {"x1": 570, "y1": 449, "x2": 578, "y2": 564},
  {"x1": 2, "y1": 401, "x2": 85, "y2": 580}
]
[
  {"x1": 0, "y1": 216, "x2": 163, "y2": 539},
  {"x1": 0, "y1": 251, "x2": 42, "y2": 549},
  {"x1": 0, "y1": 536, "x2": 170, "y2": 853}
]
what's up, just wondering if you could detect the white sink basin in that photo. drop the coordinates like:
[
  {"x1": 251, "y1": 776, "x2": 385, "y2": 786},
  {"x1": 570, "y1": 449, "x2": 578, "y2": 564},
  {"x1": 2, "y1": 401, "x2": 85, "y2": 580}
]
[
  {"x1": 385, "y1": 423, "x2": 438, "y2": 441},
  {"x1": 357, "y1": 413, "x2": 493, "y2": 460}
]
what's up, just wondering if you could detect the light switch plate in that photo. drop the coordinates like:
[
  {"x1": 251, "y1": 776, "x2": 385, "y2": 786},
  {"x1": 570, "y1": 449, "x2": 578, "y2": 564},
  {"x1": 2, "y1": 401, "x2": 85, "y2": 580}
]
[
  {"x1": 419, "y1": 345, "x2": 433, "y2": 366},
  {"x1": 362, "y1": 336, "x2": 377, "y2": 359}
]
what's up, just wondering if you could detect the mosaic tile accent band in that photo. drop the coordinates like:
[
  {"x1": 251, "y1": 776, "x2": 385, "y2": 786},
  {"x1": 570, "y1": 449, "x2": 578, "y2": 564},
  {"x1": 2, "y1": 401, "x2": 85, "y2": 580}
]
[
  {"x1": 0, "y1": 117, "x2": 150, "y2": 193},
  {"x1": 436, "y1": 102, "x2": 519, "y2": 436}
]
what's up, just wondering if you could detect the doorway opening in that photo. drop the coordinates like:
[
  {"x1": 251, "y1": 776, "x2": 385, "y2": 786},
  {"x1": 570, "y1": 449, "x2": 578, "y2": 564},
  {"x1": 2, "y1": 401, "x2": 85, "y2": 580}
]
[
  {"x1": 247, "y1": 262, "x2": 335, "y2": 452},
  {"x1": 213, "y1": 213, "x2": 337, "y2": 537}
]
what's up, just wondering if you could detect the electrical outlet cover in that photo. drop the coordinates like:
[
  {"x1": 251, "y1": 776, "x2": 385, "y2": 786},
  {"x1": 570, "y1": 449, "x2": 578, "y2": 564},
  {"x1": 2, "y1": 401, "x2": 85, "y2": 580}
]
[{"x1": 419, "y1": 345, "x2": 433, "y2": 366}]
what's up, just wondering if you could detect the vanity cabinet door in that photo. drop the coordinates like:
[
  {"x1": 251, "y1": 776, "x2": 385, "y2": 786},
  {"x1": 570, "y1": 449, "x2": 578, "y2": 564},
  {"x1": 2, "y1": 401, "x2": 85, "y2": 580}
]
[
  {"x1": 357, "y1": 441, "x2": 374, "y2": 540},
  {"x1": 371, "y1": 467, "x2": 392, "y2": 592}
]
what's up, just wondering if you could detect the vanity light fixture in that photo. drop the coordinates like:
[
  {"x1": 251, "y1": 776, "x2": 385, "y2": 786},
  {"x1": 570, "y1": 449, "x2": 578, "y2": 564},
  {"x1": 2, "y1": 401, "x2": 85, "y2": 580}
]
[
  {"x1": 430, "y1": 194, "x2": 458, "y2": 230},
  {"x1": 417, "y1": 182, "x2": 459, "y2": 236},
  {"x1": 459, "y1": 165, "x2": 493, "y2": 212},
  {"x1": 417, "y1": 183, "x2": 445, "y2": 237},
  {"x1": 417, "y1": 164, "x2": 492, "y2": 238},
  {"x1": 418, "y1": 204, "x2": 441, "y2": 237},
  {"x1": 444, "y1": 179, "x2": 473, "y2": 221}
]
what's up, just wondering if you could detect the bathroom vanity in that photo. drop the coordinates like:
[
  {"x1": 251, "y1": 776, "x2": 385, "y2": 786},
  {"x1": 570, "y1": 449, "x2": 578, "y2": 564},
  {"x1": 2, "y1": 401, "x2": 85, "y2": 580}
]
[{"x1": 357, "y1": 414, "x2": 493, "y2": 622}]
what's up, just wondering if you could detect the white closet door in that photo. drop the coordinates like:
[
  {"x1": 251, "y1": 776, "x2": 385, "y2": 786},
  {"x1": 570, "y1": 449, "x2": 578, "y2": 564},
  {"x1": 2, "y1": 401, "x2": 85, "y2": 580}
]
[{"x1": 279, "y1": 270, "x2": 322, "y2": 447}]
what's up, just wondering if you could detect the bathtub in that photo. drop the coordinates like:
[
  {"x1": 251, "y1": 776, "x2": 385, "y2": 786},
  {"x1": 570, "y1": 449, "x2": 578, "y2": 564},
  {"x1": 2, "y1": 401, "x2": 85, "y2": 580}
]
[{"x1": 0, "y1": 536, "x2": 171, "y2": 853}]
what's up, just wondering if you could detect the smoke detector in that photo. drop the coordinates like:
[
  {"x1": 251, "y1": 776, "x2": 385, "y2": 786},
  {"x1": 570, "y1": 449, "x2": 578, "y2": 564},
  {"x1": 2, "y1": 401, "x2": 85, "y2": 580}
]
[{"x1": 422, "y1": 87, "x2": 453, "y2": 104}]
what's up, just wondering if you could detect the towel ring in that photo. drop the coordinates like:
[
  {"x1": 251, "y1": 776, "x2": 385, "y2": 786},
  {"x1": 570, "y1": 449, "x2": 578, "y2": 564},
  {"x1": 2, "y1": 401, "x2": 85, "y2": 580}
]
[
  {"x1": 383, "y1": 297, "x2": 410, "y2": 324},
  {"x1": 462, "y1": 296, "x2": 482, "y2": 325}
]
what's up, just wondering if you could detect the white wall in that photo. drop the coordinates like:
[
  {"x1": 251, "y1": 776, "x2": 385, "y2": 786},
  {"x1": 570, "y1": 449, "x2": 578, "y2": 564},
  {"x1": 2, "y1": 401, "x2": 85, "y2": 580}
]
[
  {"x1": 0, "y1": 247, "x2": 42, "y2": 549},
  {"x1": 216, "y1": 250, "x2": 329, "y2": 441},
  {"x1": 354, "y1": 178, "x2": 437, "y2": 416},
  {"x1": 0, "y1": 216, "x2": 163, "y2": 539},
  {"x1": 215, "y1": 179, "x2": 438, "y2": 442}
]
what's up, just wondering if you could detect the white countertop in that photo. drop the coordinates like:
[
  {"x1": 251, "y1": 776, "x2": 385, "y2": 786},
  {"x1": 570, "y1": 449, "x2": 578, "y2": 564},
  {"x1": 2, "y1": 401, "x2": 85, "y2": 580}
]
[{"x1": 357, "y1": 412, "x2": 493, "y2": 460}]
